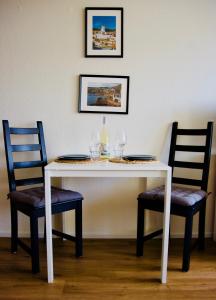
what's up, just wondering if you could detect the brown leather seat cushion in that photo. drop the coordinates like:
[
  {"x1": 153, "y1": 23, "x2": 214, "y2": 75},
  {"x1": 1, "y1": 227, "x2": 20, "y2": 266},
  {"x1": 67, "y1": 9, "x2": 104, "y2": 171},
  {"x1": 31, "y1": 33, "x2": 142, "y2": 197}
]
[
  {"x1": 8, "y1": 186, "x2": 83, "y2": 208},
  {"x1": 138, "y1": 185, "x2": 206, "y2": 206}
]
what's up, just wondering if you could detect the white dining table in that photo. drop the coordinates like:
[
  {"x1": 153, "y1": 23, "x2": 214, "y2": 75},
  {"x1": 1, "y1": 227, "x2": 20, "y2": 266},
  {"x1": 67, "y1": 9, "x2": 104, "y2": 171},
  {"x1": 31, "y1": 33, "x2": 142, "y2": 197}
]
[{"x1": 45, "y1": 160, "x2": 172, "y2": 284}]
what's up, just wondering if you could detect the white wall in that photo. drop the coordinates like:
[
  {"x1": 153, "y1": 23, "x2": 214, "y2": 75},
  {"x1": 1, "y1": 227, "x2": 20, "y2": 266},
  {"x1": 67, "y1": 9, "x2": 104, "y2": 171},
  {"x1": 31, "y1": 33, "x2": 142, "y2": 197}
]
[{"x1": 0, "y1": 0, "x2": 216, "y2": 238}]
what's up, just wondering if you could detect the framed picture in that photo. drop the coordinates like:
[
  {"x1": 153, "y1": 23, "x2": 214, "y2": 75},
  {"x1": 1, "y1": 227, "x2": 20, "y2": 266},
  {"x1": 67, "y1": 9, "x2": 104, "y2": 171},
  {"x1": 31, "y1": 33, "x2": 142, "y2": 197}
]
[
  {"x1": 85, "y1": 7, "x2": 123, "y2": 58},
  {"x1": 78, "y1": 75, "x2": 129, "y2": 114}
]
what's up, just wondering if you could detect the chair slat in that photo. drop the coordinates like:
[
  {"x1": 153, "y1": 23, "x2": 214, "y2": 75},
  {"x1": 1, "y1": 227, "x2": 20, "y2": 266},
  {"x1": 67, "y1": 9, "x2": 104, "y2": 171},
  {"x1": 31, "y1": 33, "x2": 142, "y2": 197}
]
[
  {"x1": 10, "y1": 128, "x2": 39, "y2": 135},
  {"x1": 11, "y1": 144, "x2": 41, "y2": 152},
  {"x1": 172, "y1": 177, "x2": 202, "y2": 187},
  {"x1": 176, "y1": 129, "x2": 207, "y2": 136},
  {"x1": 173, "y1": 161, "x2": 204, "y2": 169},
  {"x1": 175, "y1": 145, "x2": 206, "y2": 152},
  {"x1": 15, "y1": 177, "x2": 44, "y2": 186},
  {"x1": 14, "y1": 161, "x2": 45, "y2": 169}
]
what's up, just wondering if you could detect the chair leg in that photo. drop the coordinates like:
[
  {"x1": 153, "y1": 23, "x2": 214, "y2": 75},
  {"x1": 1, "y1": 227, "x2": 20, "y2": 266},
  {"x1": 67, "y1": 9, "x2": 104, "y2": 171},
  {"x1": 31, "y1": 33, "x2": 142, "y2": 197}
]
[
  {"x1": 10, "y1": 201, "x2": 18, "y2": 253},
  {"x1": 182, "y1": 213, "x2": 193, "y2": 272},
  {"x1": 30, "y1": 215, "x2": 40, "y2": 273},
  {"x1": 198, "y1": 200, "x2": 206, "y2": 250},
  {"x1": 75, "y1": 201, "x2": 83, "y2": 257},
  {"x1": 136, "y1": 200, "x2": 144, "y2": 257}
]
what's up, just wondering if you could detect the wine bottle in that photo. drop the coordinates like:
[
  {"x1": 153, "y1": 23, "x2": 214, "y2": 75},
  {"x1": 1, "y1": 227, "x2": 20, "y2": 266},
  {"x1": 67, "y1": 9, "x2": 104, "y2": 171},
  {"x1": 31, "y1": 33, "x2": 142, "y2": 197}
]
[{"x1": 100, "y1": 116, "x2": 109, "y2": 157}]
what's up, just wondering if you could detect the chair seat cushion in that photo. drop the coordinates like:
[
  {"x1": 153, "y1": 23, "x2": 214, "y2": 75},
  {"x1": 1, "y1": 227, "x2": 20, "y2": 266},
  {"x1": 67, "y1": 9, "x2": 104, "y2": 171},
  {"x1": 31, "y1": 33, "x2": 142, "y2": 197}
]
[
  {"x1": 8, "y1": 186, "x2": 83, "y2": 208},
  {"x1": 138, "y1": 185, "x2": 207, "y2": 206}
]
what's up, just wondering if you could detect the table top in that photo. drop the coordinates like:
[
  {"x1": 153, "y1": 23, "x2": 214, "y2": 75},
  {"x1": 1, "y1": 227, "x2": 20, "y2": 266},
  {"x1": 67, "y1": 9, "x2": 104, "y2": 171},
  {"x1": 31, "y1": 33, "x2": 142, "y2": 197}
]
[{"x1": 45, "y1": 160, "x2": 170, "y2": 172}]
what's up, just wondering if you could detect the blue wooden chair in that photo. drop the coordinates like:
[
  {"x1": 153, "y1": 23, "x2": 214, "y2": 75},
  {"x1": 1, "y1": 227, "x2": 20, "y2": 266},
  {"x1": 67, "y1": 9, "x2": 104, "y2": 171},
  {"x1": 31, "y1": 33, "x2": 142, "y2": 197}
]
[
  {"x1": 2, "y1": 120, "x2": 83, "y2": 273},
  {"x1": 136, "y1": 121, "x2": 213, "y2": 271}
]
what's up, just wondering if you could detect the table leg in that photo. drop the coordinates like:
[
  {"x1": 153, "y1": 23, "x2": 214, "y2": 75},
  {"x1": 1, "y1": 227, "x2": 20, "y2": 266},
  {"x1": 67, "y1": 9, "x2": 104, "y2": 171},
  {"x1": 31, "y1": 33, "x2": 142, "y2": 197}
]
[
  {"x1": 161, "y1": 168, "x2": 172, "y2": 283},
  {"x1": 45, "y1": 171, "x2": 54, "y2": 283}
]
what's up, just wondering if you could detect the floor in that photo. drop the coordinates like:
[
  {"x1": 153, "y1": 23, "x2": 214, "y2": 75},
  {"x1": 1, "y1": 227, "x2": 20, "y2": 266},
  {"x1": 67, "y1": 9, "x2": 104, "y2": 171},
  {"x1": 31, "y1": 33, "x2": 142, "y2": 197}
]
[{"x1": 0, "y1": 238, "x2": 216, "y2": 299}]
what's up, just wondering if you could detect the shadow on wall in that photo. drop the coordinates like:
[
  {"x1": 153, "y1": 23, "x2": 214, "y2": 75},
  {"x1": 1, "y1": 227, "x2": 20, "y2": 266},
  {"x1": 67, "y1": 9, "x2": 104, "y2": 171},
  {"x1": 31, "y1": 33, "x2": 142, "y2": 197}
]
[{"x1": 159, "y1": 122, "x2": 172, "y2": 163}]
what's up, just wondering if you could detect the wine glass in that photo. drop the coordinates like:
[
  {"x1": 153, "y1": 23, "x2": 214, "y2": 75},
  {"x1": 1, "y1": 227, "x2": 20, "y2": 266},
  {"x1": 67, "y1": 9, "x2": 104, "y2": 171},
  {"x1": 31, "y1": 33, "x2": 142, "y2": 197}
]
[
  {"x1": 90, "y1": 130, "x2": 100, "y2": 147},
  {"x1": 115, "y1": 130, "x2": 127, "y2": 148},
  {"x1": 89, "y1": 130, "x2": 101, "y2": 160},
  {"x1": 113, "y1": 130, "x2": 127, "y2": 158}
]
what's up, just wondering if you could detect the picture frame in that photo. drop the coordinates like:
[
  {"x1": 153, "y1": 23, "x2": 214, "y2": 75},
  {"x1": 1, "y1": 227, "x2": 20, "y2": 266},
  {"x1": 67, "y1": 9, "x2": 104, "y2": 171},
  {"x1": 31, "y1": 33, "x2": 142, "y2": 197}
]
[
  {"x1": 78, "y1": 75, "x2": 129, "y2": 114},
  {"x1": 85, "y1": 7, "x2": 123, "y2": 58}
]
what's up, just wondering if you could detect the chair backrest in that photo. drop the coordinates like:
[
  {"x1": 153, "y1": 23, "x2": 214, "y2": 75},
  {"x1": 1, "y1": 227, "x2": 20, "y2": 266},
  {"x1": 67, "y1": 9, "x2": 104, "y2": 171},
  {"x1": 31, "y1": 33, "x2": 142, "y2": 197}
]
[
  {"x1": 168, "y1": 122, "x2": 213, "y2": 192},
  {"x1": 2, "y1": 120, "x2": 47, "y2": 192}
]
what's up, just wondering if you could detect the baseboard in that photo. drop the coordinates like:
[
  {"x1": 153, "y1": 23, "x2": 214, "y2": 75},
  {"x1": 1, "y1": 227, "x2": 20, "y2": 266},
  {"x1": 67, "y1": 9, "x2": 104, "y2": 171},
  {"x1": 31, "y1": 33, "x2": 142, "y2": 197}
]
[
  {"x1": 82, "y1": 232, "x2": 213, "y2": 239},
  {"x1": 0, "y1": 231, "x2": 212, "y2": 239},
  {"x1": 0, "y1": 232, "x2": 44, "y2": 238},
  {"x1": 170, "y1": 232, "x2": 212, "y2": 239}
]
